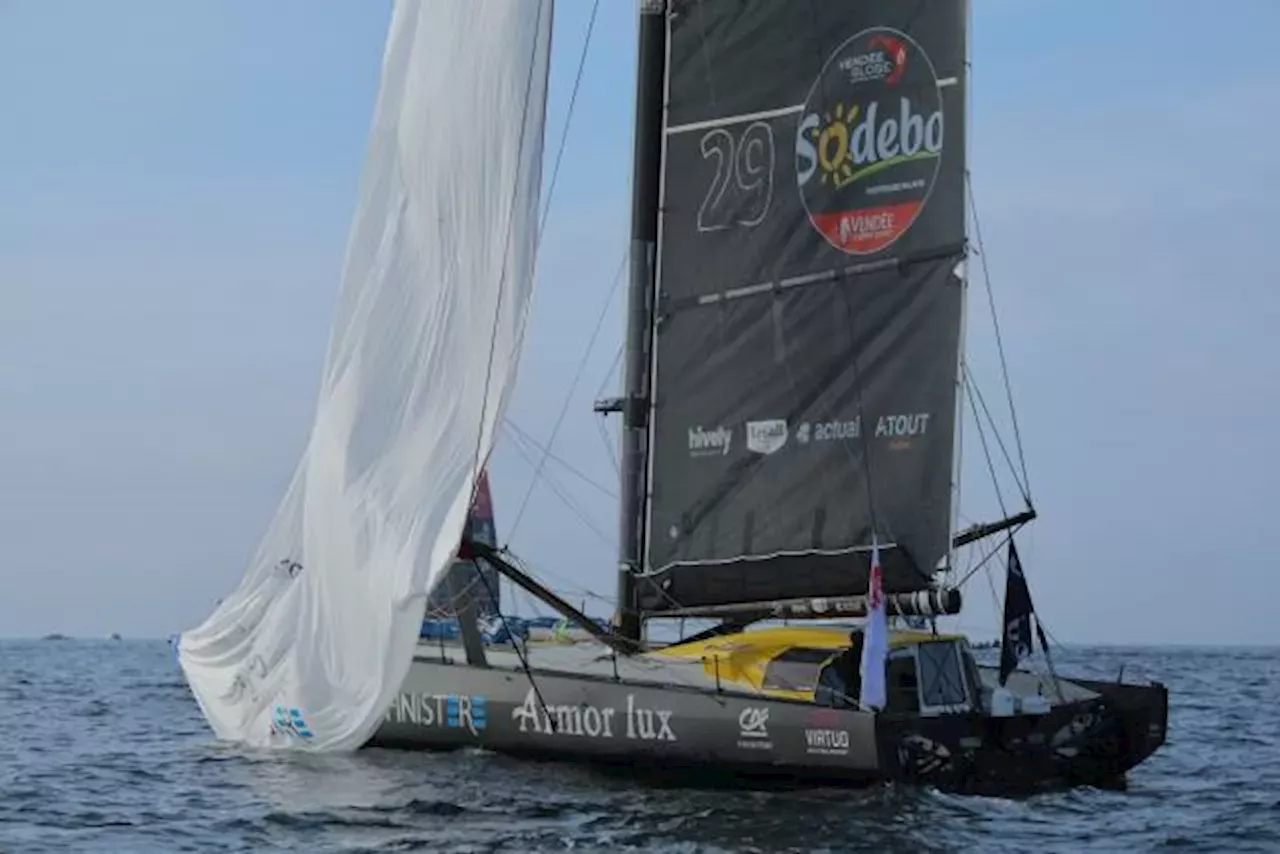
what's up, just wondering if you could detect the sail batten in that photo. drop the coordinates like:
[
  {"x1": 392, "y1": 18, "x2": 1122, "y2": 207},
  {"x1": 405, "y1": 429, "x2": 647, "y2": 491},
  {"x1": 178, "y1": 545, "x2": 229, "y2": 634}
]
[{"x1": 639, "y1": 0, "x2": 967, "y2": 615}]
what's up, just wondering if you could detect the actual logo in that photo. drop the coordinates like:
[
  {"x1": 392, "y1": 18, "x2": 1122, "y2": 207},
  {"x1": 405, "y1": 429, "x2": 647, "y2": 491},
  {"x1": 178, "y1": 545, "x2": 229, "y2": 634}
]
[
  {"x1": 796, "y1": 419, "x2": 861, "y2": 445},
  {"x1": 795, "y1": 27, "x2": 945, "y2": 255}
]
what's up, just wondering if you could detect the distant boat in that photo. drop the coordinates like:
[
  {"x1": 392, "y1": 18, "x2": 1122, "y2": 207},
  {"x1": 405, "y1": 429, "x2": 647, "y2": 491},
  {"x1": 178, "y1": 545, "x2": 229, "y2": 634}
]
[
  {"x1": 42, "y1": 633, "x2": 70, "y2": 641},
  {"x1": 110, "y1": 633, "x2": 122, "y2": 641}
]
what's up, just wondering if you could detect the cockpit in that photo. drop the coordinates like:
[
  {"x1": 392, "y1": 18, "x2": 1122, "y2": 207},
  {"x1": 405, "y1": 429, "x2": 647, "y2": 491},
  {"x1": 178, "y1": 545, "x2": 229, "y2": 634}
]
[
  {"x1": 762, "y1": 632, "x2": 981, "y2": 715},
  {"x1": 655, "y1": 625, "x2": 984, "y2": 716},
  {"x1": 827, "y1": 636, "x2": 978, "y2": 714}
]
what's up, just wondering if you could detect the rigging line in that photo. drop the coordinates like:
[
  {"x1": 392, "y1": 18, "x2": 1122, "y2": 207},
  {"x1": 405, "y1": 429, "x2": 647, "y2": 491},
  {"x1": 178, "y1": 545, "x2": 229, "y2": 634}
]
[
  {"x1": 964, "y1": 369, "x2": 1008, "y2": 518},
  {"x1": 955, "y1": 525, "x2": 1024, "y2": 589},
  {"x1": 595, "y1": 415, "x2": 620, "y2": 475},
  {"x1": 507, "y1": 427, "x2": 616, "y2": 547},
  {"x1": 594, "y1": 341, "x2": 624, "y2": 399},
  {"x1": 592, "y1": 342, "x2": 623, "y2": 472},
  {"x1": 1037, "y1": 619, "x2": 1070, "y2": 659},
  {"x1": 501, "y1": 419, "x2": 617, "y2": 499},
  {"x1": 841, "y1": 287, "x2": 884, "y2": 549},
  {"x1": 465, "y1": 0, "x2": 549, "y2": 504},
  {"x1": 504, "y1": 426, "x2": 615, "y2": 547},
  {"x1": 506, "y1": 248, "x2": 629, "y2": 543},
  {"x1": 965, "y1": 364, "x2": 1031, "y2": 505},
  {"x1": 537, "y1": 0, "x2": 601, "y2": 237},
  {"x1": 506, "y1": 422, "x2": 613, "y2": 544},
  {"x1": 504, "y1": 435, "x2": 614, "y2": 547},
  {"x1": 946, "y1": 351, "x2": 966, "y2": 589},
  {"x1": 471, "y1": 562, "x2": 559, "y2": 733},
  {"x1": 967, "y1": 174, "x2": 1033, "y2": 499},
  {"x1": 501, "y1": 552, "x2": 616, "y2": 607},
  {"x1": 956, "y1": 532, "x2": 1012, "y2": 638},
  {"x1": 505, "y1": 556, "x2": 727, "y2": 699},
  {"x1": 981, "y1": 559, "x2": 1002, "y2": 633}
]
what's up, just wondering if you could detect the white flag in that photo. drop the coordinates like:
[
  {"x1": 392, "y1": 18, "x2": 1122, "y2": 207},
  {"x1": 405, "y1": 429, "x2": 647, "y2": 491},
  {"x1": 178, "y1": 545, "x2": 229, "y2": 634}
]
[{"x1": 859, "y1": 538, "x2": 888, "y2": 711}]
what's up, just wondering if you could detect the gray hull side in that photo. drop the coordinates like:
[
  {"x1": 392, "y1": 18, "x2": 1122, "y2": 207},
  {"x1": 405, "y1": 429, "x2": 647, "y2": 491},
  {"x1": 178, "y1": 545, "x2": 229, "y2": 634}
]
[{"x1": 370, "y1": 656, "x2": 881, "y2": 779}]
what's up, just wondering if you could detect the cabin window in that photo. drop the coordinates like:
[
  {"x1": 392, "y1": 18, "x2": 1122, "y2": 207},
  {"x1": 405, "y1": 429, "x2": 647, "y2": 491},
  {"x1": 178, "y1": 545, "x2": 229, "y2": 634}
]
[
  {"x1": 885, "y1": 648, "x2": 920, "y2": 713},
  {"x1": 762, "y1": 647, "x2": 835, "y2": 692},
  {"x1": 916, "y1": 641, "x2": 970, "y2": 712}
]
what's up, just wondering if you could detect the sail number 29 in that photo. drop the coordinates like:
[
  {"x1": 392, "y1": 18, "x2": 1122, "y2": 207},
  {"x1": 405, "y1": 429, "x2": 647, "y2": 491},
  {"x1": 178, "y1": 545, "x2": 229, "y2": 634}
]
[{"x1": 696, "y1": 121, "x2": 775, "y2": 233}]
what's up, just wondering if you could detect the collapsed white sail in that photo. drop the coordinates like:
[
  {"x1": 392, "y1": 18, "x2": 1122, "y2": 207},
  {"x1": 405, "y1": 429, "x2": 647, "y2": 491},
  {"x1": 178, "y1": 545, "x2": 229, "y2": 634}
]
[{"x1": 178, "y1": 0, "x2": 554, "y2": 751}]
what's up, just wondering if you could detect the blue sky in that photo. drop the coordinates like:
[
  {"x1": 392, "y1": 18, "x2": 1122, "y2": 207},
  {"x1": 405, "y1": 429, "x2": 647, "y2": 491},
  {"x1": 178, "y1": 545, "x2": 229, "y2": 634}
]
[{"x1": 1, "y1": 0, "x2": 1277, "y2": 645}]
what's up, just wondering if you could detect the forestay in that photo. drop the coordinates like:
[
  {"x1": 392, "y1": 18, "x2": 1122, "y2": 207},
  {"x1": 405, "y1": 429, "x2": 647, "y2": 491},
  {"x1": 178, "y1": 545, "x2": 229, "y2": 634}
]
[{"x1": 178, "y1": 0, "x2": 553, "y2": 751}]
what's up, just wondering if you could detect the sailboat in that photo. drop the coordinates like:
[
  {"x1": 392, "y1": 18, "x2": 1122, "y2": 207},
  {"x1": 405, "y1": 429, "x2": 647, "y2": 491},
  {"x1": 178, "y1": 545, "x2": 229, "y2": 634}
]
[{"x1": 178, "y1": 0, "x2": 1168, "y2": 793}]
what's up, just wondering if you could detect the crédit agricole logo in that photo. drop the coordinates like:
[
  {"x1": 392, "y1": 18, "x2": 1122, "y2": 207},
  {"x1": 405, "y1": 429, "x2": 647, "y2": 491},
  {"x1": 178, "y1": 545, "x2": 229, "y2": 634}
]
[{"x1": 796, "y1": 27, "x2": 944, "y2": 255}]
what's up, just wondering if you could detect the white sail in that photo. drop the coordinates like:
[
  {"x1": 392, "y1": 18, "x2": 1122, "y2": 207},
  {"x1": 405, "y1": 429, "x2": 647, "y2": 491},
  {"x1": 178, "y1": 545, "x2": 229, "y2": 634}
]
[{"x1": 177, "y1": 0, "x2": 554, "y2": 751}]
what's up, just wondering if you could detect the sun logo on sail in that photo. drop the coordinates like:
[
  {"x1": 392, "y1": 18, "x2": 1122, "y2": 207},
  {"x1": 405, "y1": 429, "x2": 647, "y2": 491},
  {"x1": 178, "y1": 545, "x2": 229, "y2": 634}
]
[{"x1": 813, "y1": 102, "x2": 861, "y2": 189}]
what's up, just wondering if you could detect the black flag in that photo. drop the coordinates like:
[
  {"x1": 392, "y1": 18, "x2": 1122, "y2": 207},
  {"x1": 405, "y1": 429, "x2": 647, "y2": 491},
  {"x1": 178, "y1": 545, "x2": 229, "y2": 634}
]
[{"x1": 998, "y1": 540, "x2": 1036, "y2": 686}]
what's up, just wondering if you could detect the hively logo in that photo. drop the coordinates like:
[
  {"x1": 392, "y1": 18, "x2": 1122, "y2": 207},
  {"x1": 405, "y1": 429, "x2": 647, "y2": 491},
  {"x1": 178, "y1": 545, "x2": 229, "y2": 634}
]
[
  {"x1": 688, "y1": 425, "x2": 732, "y2": 457},
  {"x1": 737, "y1": 706, "x2": 773, "y2": 750},
  {"x1": 746, "y1": 419, "x2": 788, "y2": 455},
  {"x1": 804, "y1": 728, "x2": 851, "y2": 756}
]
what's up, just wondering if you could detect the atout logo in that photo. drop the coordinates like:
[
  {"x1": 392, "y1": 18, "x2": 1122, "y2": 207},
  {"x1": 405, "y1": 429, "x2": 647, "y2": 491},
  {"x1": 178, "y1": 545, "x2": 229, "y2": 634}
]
[{"x1": 796, "y1": 27, "x2": 945, "y2": 255}]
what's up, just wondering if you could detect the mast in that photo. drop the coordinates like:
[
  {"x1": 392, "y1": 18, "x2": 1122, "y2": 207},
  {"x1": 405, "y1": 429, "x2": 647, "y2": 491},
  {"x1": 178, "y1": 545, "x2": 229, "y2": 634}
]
[{"x1": 613, "y1": 0, "x2": 667, "y2": 643}]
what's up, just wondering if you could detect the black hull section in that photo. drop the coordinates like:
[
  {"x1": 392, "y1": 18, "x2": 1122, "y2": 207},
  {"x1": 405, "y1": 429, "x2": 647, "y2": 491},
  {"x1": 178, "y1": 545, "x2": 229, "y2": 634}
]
[
  {"x1": 878, "y1": 681, "x2": 1168, "y2": 795},
  {"x1": 368, "y1": 657, "x2": 1167, "y2": 796}
]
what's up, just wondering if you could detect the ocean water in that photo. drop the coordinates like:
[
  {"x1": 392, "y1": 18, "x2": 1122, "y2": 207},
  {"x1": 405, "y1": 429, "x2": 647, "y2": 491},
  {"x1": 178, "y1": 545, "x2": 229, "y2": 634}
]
[{"x1": 1, "y1": 641, "x2": 1276, "y2": 854}]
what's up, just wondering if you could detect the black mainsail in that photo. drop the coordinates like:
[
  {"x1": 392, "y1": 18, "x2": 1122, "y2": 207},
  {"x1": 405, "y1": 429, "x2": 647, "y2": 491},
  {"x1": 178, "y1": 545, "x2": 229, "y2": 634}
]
[{"x1": 626, "y1": 1, "x2": 968, "y2": 619}]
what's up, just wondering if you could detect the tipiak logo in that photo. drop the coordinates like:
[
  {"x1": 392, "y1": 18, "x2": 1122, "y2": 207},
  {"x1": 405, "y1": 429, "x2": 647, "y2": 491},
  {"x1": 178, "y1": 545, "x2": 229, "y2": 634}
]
[
  {"x1": 688, "y1": 425, "x2": 732, "y2": 457},
  {"x1": 746, "y1": 420, "x2": 788, "y2": 455}
]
